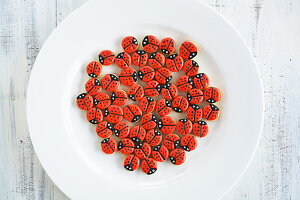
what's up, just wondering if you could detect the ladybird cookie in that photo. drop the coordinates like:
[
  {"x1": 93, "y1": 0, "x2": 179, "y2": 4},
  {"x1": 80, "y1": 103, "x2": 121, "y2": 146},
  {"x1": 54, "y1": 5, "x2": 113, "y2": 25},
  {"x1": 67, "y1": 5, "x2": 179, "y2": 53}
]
[
  {"x1": 179, "y1": 41, "x2": 198, "y2": 60},
  {"x1": 118, "y1": 138, "x2": 135, "y2": 154},
  {"x1": 76, "y1": 93, "x2": 93, "y2": 110},
  {"x1": 96, "y1": 121, "x2": 113, "y2": 138},
  {"x1": 176, "y1": 75, "x2": 193, "y2": 92},
  {"x1": 86, "y1": 61, "x2": 102, "y2": 78},
  {"x1": 142, "y1": 35, "x2": 160, "y2": 53},
  {"x1": 160, "y1": 37, "x2": 175, "y2": 55},
  {"x1": 138, "y1": 66, "x2": 155, "y2": 82},
  {"x1": 123, "y1": 104, "x2": 142, "y2": 123},
  {"x1": 144, "y1": 80, "x2": 161, "y2": 97},
  {"x1": 128, "y1": 84, "x2": 144, "y2": 101},
  {"x1": 115, "y1": 52, "x2": 131, "y2": 69},
  {"x1": 86, "y1": 107, "x2": 103, "y2": 124},
  {"x1": 164, "y1": 133, "x2": 180, "y2": 150},
  {"x1": 170, "y1": 149, "x2": 186, "y2": 165},
  {"x1": 161, "y1": 83, "x2": 178, "y2": 100},
  {"x1": 155, "y1": 99, "x2": 172, "y2": 116},
  {"x1": 204, "y1": 87, "x2": 221, "y2": 103},
  {"x1": 134, "y1": 142, "x2": 151, "y2": 159},
  {"x1": 111, "y1": 90, "x2": 128, "y2": 106},
  {"x1": 145, "y1": 130, "x2": 162, "y2": 146},
  {"x1": 172, "y1": 96, "x2": 189, "y2": 113},
  {"x1": 203, "y1": 104, "x2": 220, "y2": 121},
  {"x1": 141, "y1": 158, "x2": 157, "y2": 175},
  {"x1": 192, "y1": 121, "x2": 209, "y2": 137},
  {"x1": 181, "y1": 134, "x2": 197, "y2": 152},
  {"x1": 101, "y1": 138, "x2": 117, "y2": 154},
  {"x1": 139, "y1": 96, "x2": 156, "y2": 113},
  {"x1": 176, "y1": 119, "x2": 193, "y2": 135},
  {"x1": 123, "y1": 154, "x2": 140, "y2": 171},
  {"x1": 158, "y1": 116, "x2": 176, "y2": 134},
  {"x1": 152, "y1": 145, "x2": 169, "y2": 162},
  {"x1": 155, "y1": 67, "x2": 172, "y2": 84},
  {"x1": 141, "y1": 113, "x2": 158, "y2": 130},
  {"x1": 119, "y1": 68, "x2": 138, "y2": 86},
  {"x1": 129, "y1": 125, "x2": 146, "y2": 142},
  {"x1": 166, "y1": 54, "x2": 184, "y2": 72},
  {"x1": 183, "y1": 60, "x2": 199, "y2": 76},
  {"x1": 94, "y1": 92, "x2": 111, "y2": 109},
  {"x1": 122, "y1": 36, "x2": 138, "y2": 53},
  {"x1": 104, "y1": 105, "x2": 123, "y2": 123},
  {"x1": 194, "y1": 73, "x2": 209, "y2": 90},
  {"x1": 186, "y1": 104, "x2": 203, "y2": 122},
  {"x1": 132, "y1": 50, "x2": 148, "y2": 67},
  {"x1": 114, "y1": 121, "x2": 130, "y2": 138},
  {"x1": 148, "y1": 52, "x2": 165, "y2": 69},
  {"x1": 101, "y1": 74, "x2": 120, "y2": 92},
  {"x1": 187, "y1": 88, "x2": 204, "y2": 104},
  {"x1": 99, "y1": 50, "x2": 115, "y2": 66},
  {"x1": 85, "y1": 78, "x2": 102, "y2": 95}
]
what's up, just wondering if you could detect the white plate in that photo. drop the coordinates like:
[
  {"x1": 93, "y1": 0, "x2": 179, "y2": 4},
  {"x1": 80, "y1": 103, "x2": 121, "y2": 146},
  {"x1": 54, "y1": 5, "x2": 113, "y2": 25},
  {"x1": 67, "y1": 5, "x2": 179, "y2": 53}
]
[{"x1": 27, "y1": 0, "x2": 264, "y2": 199}]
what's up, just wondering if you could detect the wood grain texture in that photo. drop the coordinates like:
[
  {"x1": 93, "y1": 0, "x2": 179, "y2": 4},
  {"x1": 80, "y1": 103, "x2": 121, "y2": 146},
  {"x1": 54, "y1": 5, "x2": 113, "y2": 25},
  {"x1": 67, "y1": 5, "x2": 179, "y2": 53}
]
[{"x1": 0, "y1": 0, "x2": 299, "y2": 199}]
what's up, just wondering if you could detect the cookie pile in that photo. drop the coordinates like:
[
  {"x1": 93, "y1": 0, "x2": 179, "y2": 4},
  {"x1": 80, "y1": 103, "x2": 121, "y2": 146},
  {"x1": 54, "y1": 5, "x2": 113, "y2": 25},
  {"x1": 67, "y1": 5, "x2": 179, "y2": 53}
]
[{"x1": 76, "y1": 35, "x2": 221, "y2": 175}]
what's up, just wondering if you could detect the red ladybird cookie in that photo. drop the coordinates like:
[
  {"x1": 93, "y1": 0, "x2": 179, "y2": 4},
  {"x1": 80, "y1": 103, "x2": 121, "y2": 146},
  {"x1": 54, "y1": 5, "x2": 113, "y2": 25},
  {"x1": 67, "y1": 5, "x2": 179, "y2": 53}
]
[
  {"x1": 181, "y1": 134, "x2": 197, "y2": 152},
  {"x1": 176, "y1": 75, "x2": 193, "y2": 92},
  {"x1": 161, "y1": 83, "x2": 178, "y2": 100},
  {"x1": 138, "y1": 66, "x2": 155, "y2": 82},
  {"x1": 176, "y1": 119, "x2": 192, "y2": 135},
  {"x1": 99, "y1": 50, "x2": 115, "y2": 66},
  {"x1": 119, "y1": 68, "x2": 138, "y2": 86},
  {"x1": 179, "y1": 41, "x2": 198, "y2": 60},
  {"x1": 170, "y1": 149, "x2": 186, "y2": 165},
  {"x1": 187, "y1": 88, "x2": 204, "y2": 104},
  {"x1": 204, "y1": 87, "x2": 221, "y2": 103},
  {"x1": 203, "y1": 104, "x2": 220, "y2": 121},
  {"x1": 86, "y1": 61, "x2": 102, "y2": 78},
  {"x1": 192, "y1": 120, "x2": 209, "y2": 137},
  {"x1": 129, "y1": 125, "x2": 146, "y2": 142},
  {"x1": 155, "y1": 99, "x2": 172, "y2": 116},
  {"x1": 94, "y1": 92, "x2": 111, "y2": 109},
  {"x1": 142, "y1": 35, "x2": 160, "y2": 53},
  {"x1": 76, "y1": 93, "x2": 93, "y2": 110},
  {"x1": 104, "y1": 105, "x2": 123, "y2": 123},
  {"x1": 101, "y1": 74, "x2": 120, "y2": 92},
  {"x1": 183, "y1": 60, "x2": 199, "y2": 76},
  {"x1": 85, "y1": 78, "x2": 102, "y2": 95},
  {"x1": 155, "y1": 67, "x2": 172, "y2": 84},
  {"x1": 134, "y1": 142, "x2": 151, "y2": 159},
  {"x1": 114, "y1": 121, "x2": 130, "y2": 138},
  {"x1": 115, "y1": 52, "x2": 131, "y2": 69},
  {"x1": 123, "y1": 154, "x2": 140, "y2": 171},
  {"x1": 141, "y1": 113, "x2": 158, "y2": 130},
  {"x1": 148, "y1": 52, "x2": 165, "y2": 69},
  {"x1": 139, "y1": 96, "x2": 156, "y2": 113},
  {"x1": 186, "y1": 104, "x2": 203, "y2": 122},
  {"x1": 164, "y1": 133, "x2": 180, "y2": 150},
  {"x1": 145, "y1": 130, "x2": 162, "y2": 146},
  {"x1": 165, "y1": 54, "x2": 184, "y2": 72},
  {"x1": 194, "y1": 73, "x2": 209, "y2": 90},
  {"x1": 128, "y1": 84, "x2": 144, "y2": 101},
  {"x1": 101, "y1": 138, "x2": 117, "y2": 154},
  {"x1": 132, "y1": 50, "x2": 148, "y2": 67},
  {"x1": 172, "y1": 96, "x2": 189, "y2": 113},
  {"x1": 141, "y1": 158, "x2": 157, "y2": 175},
  {"x1": 144, "y1": 81, "x2": 161, "y2": 97},
  {"x1": 158, "y1": 116, "x2": 176, "y2": 134},
  {"x1": 160, "y1": 37, "x2": 175, "y2": 55},
  {"x1": 122, "y1": 36, "x2": 138, "y2": 53},
  {"x1": 152, "y1": 145, "x2": 169, "y2": 162},
  {"x1": 86, "y1": 107, "x2": 103, "y2": 124},
  {"x1": 96, "y1": 121, "x2": 113, "y2": 138},
  {"x1": 123, "y1": 104, "x2": 142, "y2": 122},
  {"x1": 118, "y1": 138, "x2": 135, "y2": 154},
  {"x1": 111, "y1": 90, "x2": 128, "y2": 106}
]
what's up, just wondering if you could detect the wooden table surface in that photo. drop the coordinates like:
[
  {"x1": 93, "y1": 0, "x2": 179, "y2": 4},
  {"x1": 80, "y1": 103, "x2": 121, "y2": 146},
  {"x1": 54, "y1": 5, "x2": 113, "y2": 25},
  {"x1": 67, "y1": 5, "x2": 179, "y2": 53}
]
[{"x1": 0, "y1": 0, "x2": 299, "y2": 199}]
